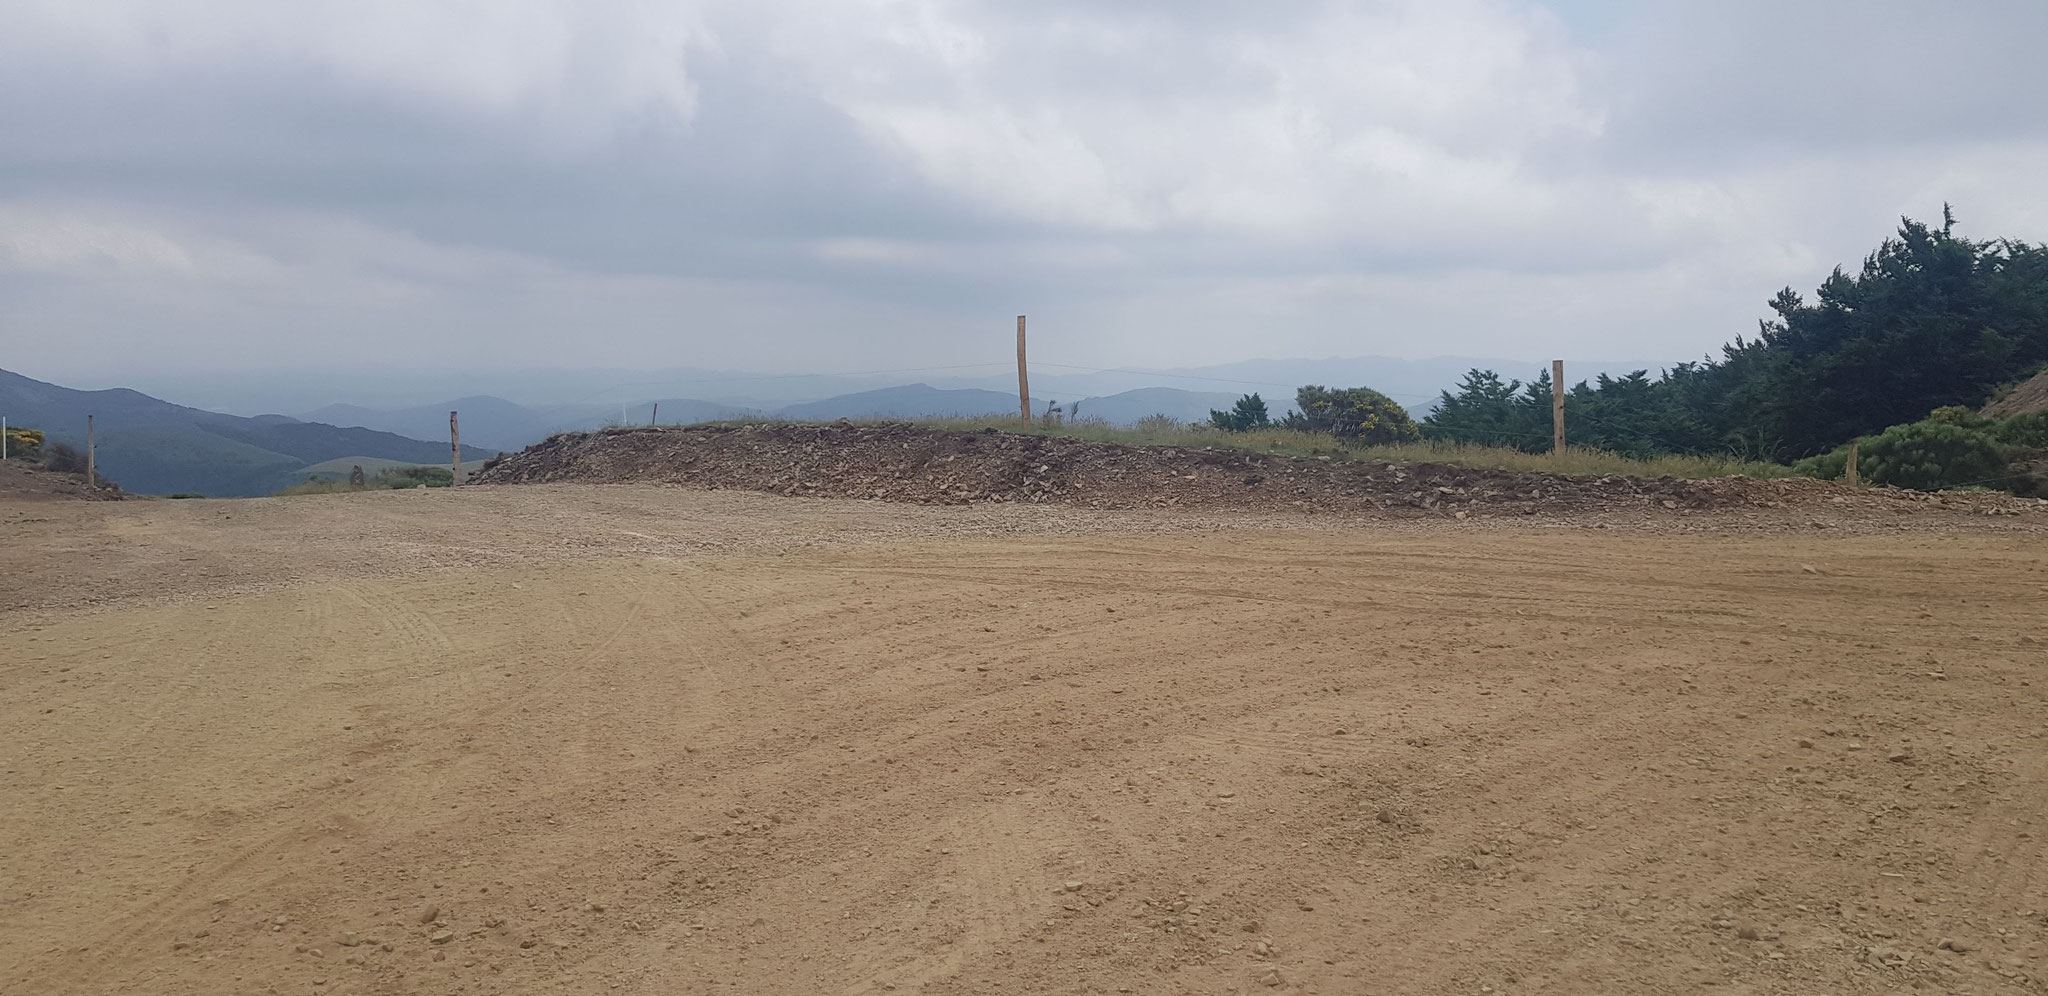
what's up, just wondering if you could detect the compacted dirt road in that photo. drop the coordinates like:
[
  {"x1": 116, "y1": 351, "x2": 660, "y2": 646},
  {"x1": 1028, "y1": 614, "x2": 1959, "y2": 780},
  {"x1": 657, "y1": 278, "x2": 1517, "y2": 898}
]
[{"x1": 2, "y1": 484, "x2": 2045, "y2": 995}]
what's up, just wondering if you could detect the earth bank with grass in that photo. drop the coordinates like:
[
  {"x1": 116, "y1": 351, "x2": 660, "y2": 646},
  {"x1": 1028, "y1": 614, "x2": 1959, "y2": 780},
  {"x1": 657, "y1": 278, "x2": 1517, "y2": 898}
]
[{"x1": 469, "y1": 421, "x2": 2043, "y2": 523}]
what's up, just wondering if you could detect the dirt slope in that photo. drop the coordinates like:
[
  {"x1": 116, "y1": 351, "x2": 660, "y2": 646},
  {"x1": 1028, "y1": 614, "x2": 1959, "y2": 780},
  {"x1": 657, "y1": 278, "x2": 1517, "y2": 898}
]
[
  {"x1": 3, "y1": 485, "x2": 2046, "y2": 995},
  {"x1": 472, "y1": 422, "x2": 2041, "y2": 523},
  {"x1": 0, "y1": 460, "x2": 124, "y2": 501},
  {"x1": 1985, "y1": 368, "x2": 2048, "y2": 418}
]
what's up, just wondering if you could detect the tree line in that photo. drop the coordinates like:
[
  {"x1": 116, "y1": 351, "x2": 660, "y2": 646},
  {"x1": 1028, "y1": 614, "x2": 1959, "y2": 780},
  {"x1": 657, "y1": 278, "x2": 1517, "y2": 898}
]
[
  {"x1": 1423, "y1": 208, "x2": 2048, "y2": 461},
  {"x1": 1207, "y1": 209, "x2": 2048, "y2": 492}
]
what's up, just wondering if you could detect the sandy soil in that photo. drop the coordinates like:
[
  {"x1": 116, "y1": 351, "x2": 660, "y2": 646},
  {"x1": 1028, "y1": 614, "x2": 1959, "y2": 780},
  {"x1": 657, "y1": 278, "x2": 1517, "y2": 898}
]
[{"x1": 3, "y1": 484, "x2": 2045, "y2": 995}]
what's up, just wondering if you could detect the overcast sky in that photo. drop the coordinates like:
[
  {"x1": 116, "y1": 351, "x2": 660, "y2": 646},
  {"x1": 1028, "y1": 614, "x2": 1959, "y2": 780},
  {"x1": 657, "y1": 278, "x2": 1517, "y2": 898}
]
[{"x1": 4, "y1": 0, "x2": 2046, "y2": 389}]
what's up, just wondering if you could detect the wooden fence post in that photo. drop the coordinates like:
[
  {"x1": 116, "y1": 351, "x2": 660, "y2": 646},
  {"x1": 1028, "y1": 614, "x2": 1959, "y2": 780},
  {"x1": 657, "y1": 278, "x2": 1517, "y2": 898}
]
[
  {"x1": 86, "y1": 414, "x2": 95, "y2": 488},
  {"x1": 450, "y1": 411, "x2": 460, "y2": 486},
  {"x1": 1551, "y1": 360, "x2": 1565, "y2": 455},
  {"x1": 1016, "y1": 315, "x2": 1031, "y2": 423},
  {"x1": 1845, "y1": 440, "x2": 1859, "y2": 488}
]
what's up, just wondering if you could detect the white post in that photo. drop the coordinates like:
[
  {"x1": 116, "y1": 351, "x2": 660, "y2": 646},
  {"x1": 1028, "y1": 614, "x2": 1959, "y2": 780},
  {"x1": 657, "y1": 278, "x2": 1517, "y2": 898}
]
[{"x1": 2, "y1": 416, "x2": 7, "y2": 462}]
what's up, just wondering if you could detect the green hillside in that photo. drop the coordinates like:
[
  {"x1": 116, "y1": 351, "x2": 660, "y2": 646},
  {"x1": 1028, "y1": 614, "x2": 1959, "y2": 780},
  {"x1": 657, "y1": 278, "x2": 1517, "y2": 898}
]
[{"x1": 1, "y1": 369, "x2": 495, "y2": 496}]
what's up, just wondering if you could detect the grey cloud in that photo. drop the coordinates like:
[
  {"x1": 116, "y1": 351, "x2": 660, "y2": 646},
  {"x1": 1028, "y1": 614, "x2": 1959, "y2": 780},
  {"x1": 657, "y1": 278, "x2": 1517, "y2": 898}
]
[
  {"x1": 1, "y1": 0, "x2": 2042, "y2": 395},
  {"x1": 1598, "y1": 0, "x2": 2048, "y2": 165}
]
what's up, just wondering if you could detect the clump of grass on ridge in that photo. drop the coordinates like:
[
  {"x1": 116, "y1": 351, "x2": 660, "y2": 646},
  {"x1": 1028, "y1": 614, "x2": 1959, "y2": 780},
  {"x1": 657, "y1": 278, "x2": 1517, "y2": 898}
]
[{"x1": 675, "y1": 415, "x2": 1794, "y2": 481}]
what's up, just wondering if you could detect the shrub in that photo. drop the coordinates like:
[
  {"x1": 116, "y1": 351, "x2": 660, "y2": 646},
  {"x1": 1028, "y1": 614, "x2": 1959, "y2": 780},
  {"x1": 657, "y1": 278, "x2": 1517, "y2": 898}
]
[
  {"x1": 1280, "y1": 385, "x2": 1420, "y2": 444},
  {"x1": 1796, "y1": 420, "x2": 2012, "y2": 490},
  {"x1": 1134, "y1": 414, "x2": 1181, "y2": 433},
  {"x1": 4, "y1": 427, "x2": 44, "y2": 460},
  {"x1": 45, "y1": 442, "x2": 87, "y2": 474},
  {"x1": 1924, "y1": 405, "x2": 1988, "y2": 429},
  {"x1": 1208, "y1": 393, "x2": 1272, "y2": 432},
  {"x1": 1990, "y1": 411, "x2": 2048, "y2": 449}
]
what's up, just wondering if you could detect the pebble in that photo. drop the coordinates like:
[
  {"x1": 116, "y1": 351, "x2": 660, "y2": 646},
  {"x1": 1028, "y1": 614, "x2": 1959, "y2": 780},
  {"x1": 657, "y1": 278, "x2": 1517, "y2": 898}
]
[
  {"x1": 430, "y1": 930, "x2": 456, "y2": 945},
  {"x1": 417, "y1": 906, "x2": 440, "y2": 925},
  {"x1": 1062, "y1": 881, "x2": 1085, "y2": 893},
  {"x1": 1887, "y1": 751, "x2": 1912, "y2": 763},
  {"x1": 1939, "y1": 937, "x2": 1974, "y2": 953}
]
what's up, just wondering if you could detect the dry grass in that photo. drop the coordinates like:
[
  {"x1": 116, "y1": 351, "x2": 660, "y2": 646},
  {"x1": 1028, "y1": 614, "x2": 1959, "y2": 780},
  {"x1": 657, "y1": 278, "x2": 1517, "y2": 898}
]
[
  {"x1": 867, "y1": 416, "x2": 1797, "y2": 480},
  {"x1": 670, "y1": 414, "x2": 1794, "y2": 481}
]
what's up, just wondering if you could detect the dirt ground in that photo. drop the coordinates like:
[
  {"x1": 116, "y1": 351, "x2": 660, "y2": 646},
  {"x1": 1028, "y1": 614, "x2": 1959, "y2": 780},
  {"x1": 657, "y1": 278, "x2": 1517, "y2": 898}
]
[
  {"x1": 3, "y1": 484, "x2": 2045, "y2": 995},
  {"x1": 0, "y1": 461, "x2": 124, "y2": 503}
]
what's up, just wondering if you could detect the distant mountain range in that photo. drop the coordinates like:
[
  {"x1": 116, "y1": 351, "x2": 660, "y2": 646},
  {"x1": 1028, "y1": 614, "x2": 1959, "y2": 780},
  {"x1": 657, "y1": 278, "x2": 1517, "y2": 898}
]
[
  {"x1": 1, "y1": 368, "x2": 494, "y2": 497},
  {"x1": 300, "y1": 383, "x2": 1247, "y2": 454},
  {"x1": 99, "y1": 355, "x2": 1656, "y2": 418},
  {"x1": 299, "y1": 396, "x2": 758, "y2": 454}
]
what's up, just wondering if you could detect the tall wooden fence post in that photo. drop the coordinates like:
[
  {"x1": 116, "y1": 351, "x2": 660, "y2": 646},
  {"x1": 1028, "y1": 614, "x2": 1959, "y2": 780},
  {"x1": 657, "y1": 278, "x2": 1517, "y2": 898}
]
[
  {"x1": 1845, "y1": 440, "x2": 1860, "y2": 488},
  {"x1": 450, "y1": 410, "x2": 460, "y2": 486},
  {"x1": 1016, "y1": 315, "x2": 1031, "y2": 423},
  {"x1": 650, "y1": 402, "x2": 659, "y2": 427},
  {"x1": 1551, "y1": 359, "x2": 1565, "y2": 456},
  {"x1": 86, "y1": 414, "x2": 95, "y2": 488}
]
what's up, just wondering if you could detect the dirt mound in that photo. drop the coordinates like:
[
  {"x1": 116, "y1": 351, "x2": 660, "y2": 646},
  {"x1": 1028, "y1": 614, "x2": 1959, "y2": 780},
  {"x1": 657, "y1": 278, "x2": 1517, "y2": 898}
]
[
  {"x1": 470, "y1": 422, "x2": 2036, "y2": 521},
  {"x1": 0, "y1": 460, "x2": 124, "y2": 501},
  {"x1": 1983, "y1": 367, "x2": 2048, "y2": 418}
]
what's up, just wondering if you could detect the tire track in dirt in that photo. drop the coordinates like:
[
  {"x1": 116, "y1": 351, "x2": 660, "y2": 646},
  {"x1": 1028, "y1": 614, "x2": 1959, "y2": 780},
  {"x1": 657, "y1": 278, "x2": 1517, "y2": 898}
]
[
  {"x1": 11, "y1": 491, "x2": 2048, "y2": 996},
  {"x1": 839, "y1": 801, "x2": 1047, "y2": 995},
  {"x1": 21, "y1": 794, "x2": 340, "y2": 993},
  {"x1": 333, "y1": 578, "x2": 459, "y2": 657}
]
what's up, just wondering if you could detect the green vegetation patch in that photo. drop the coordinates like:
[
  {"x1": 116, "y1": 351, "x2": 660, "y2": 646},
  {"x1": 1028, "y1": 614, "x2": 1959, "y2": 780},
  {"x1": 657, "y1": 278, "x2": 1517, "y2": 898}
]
[
  {"x1": 276, "y1": 465, "x2": 455, "y2": 496},
  {"x1": 1795, "y1": 408, "x2": 2048, "y2": 495}
]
